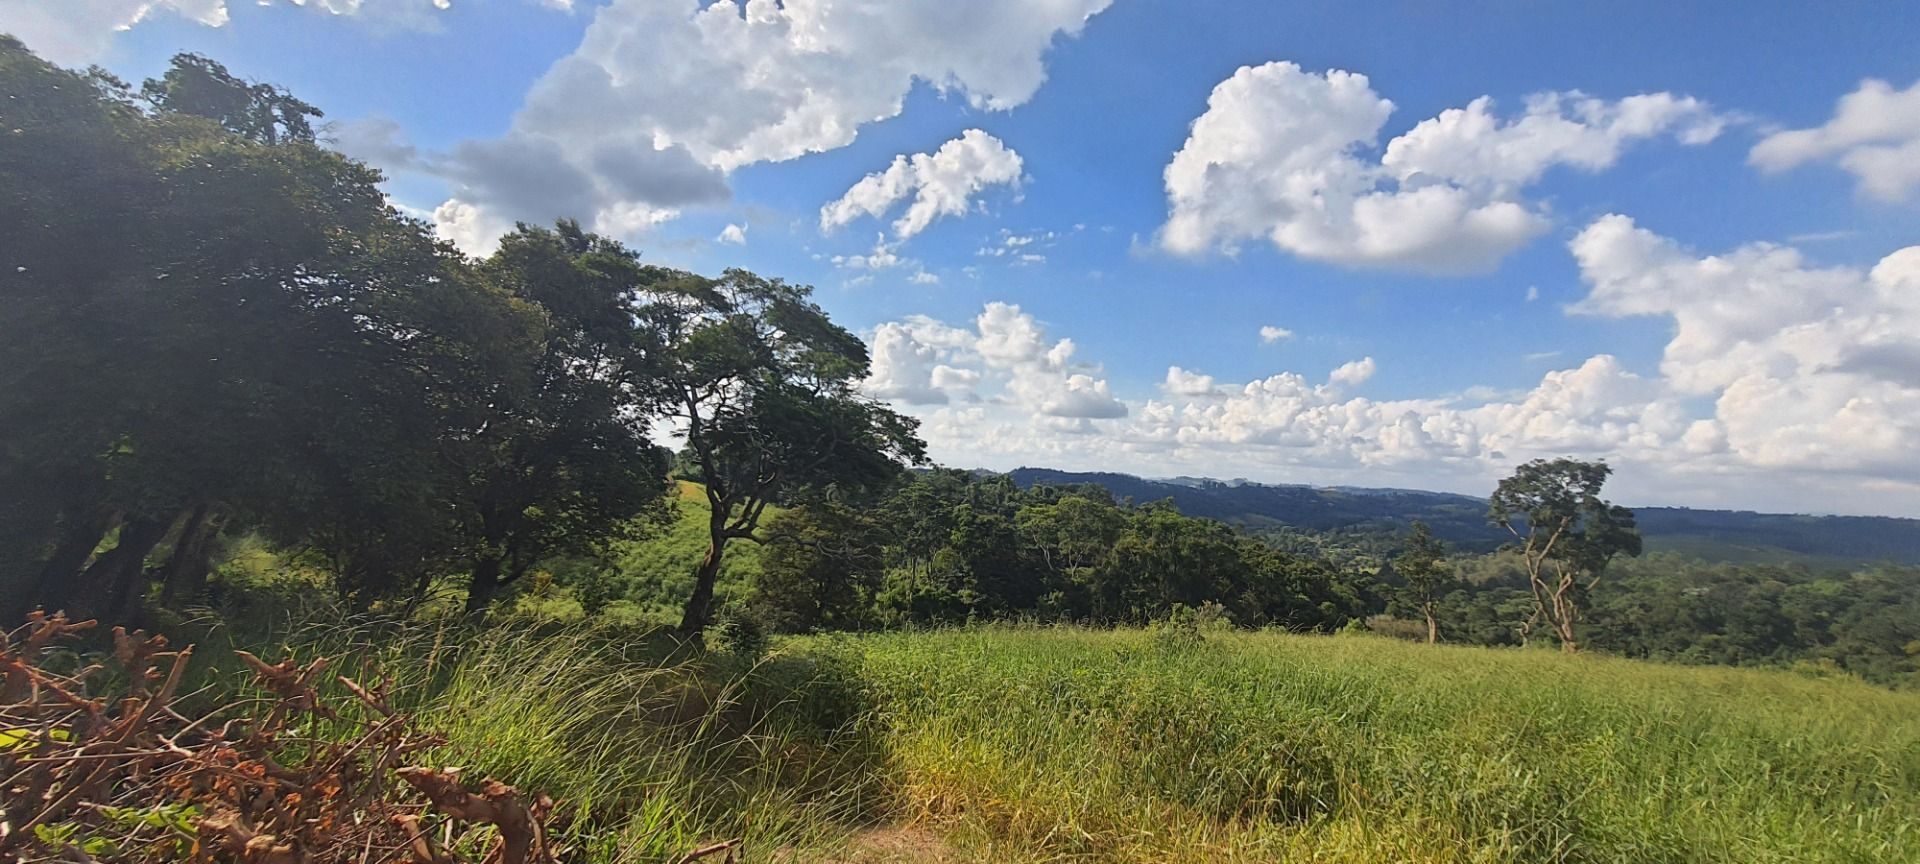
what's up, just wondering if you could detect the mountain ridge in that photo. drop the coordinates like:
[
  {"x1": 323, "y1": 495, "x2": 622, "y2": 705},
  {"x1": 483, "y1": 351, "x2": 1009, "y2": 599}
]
[{"x1": 998, "y1": 467, "x2": 1920, "y2": 565}]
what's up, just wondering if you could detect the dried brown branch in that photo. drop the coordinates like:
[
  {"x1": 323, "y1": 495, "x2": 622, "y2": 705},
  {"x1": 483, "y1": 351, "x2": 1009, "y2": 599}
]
[{"x1": 0, "y1": 611, "x2": 565, "y2": 864}]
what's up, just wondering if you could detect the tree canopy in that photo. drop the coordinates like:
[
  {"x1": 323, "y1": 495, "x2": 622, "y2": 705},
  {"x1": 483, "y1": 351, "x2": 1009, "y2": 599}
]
[
  {"x1": 0, "y1": 41, "x2": 921, "y2": 634},
  {"x1": 1489, "y1": 458, "x2": 1642, "y2": 651}
]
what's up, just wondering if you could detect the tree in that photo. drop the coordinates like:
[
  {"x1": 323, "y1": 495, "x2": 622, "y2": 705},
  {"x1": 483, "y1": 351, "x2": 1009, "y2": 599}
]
[
  {"x1": 1098, "y1": 505, "x2": 1246, "y2": 624},
  {"x1": 0, "y1": 41, "x2": 541, "y2": 618},
  {"x1": 639, "y1": 269, "x2": 925, "y2": 636},
  {"x1": 139, "y1": 53, "x2": 321, "y2": 144},
  {"x1": 452, "y1": 223, "x2": 670, "y2": 614},
  {"x1": 1016, "y1": 495, "x2": 1125, "y2": 617},
  {"x1": 1488, "y1": 458, "x2": 1642, "y2": 652},
  {"x1": 1392, "y1": 521, "x2": 1452, "y2": 644},
  {"x1": 747, "y1": 502, "x2": 886, "y2": 633}
]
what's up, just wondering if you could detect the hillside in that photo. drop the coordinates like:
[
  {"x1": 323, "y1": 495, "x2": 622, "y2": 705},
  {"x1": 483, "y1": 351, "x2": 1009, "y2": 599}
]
[
  {"x1": 804, "y1": 627, "x2": 1918, "y2": 862},
  {"x1": 117, "y1": 618, "x2": 1920, "y2": 864},
  {"x1": 1005, "y1": 467, "x2": 1920, "y2": 564}
]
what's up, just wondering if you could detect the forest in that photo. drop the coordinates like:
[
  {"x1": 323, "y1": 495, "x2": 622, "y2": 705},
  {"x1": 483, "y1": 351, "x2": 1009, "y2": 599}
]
[{"x1": 3, "y1": 39, "x2": 1919, "y2": 864}]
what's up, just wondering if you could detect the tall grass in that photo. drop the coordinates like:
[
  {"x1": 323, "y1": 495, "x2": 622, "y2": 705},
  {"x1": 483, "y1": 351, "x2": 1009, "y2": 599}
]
[
  {"x1": 161, "y1": 616, "x2": 1920, "y2": 862},
  {"x1": 805, "y1": 627, "x2": 1920, "y2": 863},
  {"x1": 179, "y1": 616, "x2": 890, "y2": 862}
]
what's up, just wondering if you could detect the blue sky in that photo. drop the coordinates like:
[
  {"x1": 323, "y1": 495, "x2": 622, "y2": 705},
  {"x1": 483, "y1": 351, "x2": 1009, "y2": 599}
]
[{"x1": 9, "y1": 0, "x2": 1920, "y2": 515}]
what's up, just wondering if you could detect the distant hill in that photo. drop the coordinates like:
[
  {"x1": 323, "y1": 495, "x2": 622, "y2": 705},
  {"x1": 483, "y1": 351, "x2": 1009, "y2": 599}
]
[{"x1": 1003, "y1": 468, "x2": 1920, "y2": 565}]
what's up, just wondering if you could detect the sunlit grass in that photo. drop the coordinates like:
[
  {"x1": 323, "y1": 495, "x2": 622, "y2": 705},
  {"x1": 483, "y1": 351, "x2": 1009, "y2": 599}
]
[
  {"x1": 803, "y1": 627, "x2": 1920, "y2": 863},
  {"x1": 184, "y1": 617, "x2": 888, "y2": 863},
  {"x1": 174, "y1": 619, "x2": 1920, "y2": 862}
]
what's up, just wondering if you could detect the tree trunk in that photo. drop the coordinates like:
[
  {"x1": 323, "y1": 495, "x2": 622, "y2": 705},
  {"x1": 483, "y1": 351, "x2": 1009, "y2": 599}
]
[
  {"x1": 1556, "y1": 608, "x2": 1580, "y2": 653},
  {"x1": 158, "y1": 504, "x2": 218, "y2": 606},
  {"x1": 72, "y1": 517, "x2": 169, "y2": 623},
  {"x1": 1550, "y1": 586, "x2": 1580, "y2": 653},
  {"x1": 465, "y1": 553, "x2": 504, "y2": 616},
  {"x1": 678, "y1": 534, "x2": 728, "y2": 638},
  {"x1": 9, "y1": 513, "x2": 108, "y2": 621},
  {"x1": 1423, "y1": 603, "x2": 1438, "y2": 644}
]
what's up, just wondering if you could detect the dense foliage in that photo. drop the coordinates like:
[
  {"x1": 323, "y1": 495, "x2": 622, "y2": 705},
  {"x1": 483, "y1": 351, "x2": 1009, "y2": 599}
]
[
  {"x1": 846, "y1": 470, "x2": 1369, "y2": 629},
  {"x1": 0, "y1": 41, "x2": 914, "y2": 635}
]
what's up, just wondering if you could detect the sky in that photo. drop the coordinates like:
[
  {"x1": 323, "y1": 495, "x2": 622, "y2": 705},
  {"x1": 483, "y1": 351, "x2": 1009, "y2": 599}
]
[{"x1": 7, "y1": 1, "x2": 1920, "y2": 516}]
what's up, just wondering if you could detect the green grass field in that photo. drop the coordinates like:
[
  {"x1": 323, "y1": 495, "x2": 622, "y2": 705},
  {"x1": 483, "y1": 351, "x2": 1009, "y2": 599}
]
[
  {"x1": 803, "y1": 627, "x2": 1920, "y2": 862},
  {"x1": 191, "y1": 621, "x2": 1920, "y2": 863}
]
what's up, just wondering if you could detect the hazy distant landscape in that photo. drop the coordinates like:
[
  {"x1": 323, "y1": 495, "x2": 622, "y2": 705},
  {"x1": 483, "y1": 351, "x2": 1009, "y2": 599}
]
[
  {"x1": 1006, "y1": 467, "x2": 1920, "y2": 564},
  {"x1": 5, "y1": 3, "x2": 1920, "y2": 863}
]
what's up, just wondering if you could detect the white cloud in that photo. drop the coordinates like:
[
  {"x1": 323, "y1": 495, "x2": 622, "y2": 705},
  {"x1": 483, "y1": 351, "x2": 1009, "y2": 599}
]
[
  {"x1": 1569, "y1": 214, "x2": 1920, "y2": 477},
  {"x1": 867, "y1": 220, "x2": 1920, "y2": 514},
  {"x1": 339, "y1": 117, "x2": 723, "y2": 255},
  {"x1": 863, "y1": 322, "x2": 951, "y2": 405},
  {"x1": 0, "y1": 0, "x2": 456, "y2": 64},
  {"x1": 1258, "y1": 325, "x2": 1293, "y2": 344},
  {"x1": 1525, "y1": 285, "x2": 1540, "y2": 302},
  {"x1": 1160, "y1": 61, "x2": 1725, "y2": 274},
  {"x1": 978, "y1": 229, "x2": 1057, "y2": 258},
  {"x1": 339, "y1": 0, "x2": 1104, "y2": 253},
  {"x1": 1328, "y1": 357, "x2": 1376, "y2": 387},
  {"x1": 527, "y1": 0, "x2": 1107, "y2": 171},
  {"x1": 831, "y1": 235, "x2": 912, "y2": 271},
  {"x1": 820, "y1": 130, "x2": 1023, "y2": 240},
  {"x1": 908, "y1": 270, "x2": 941, "y2": 285},
  {"x1": 428, "y1": 199, "x2": 511, "y2": 259},
  {"x1": 862, "y1": 303, "x2": 1126, "y2": 421},
  {"x1": 1162, "y1": 366, "x2": 1218, "y2": 397},
  {"x1": 716, "y1": 223, "x2": 747, "y2": 244},
  {"x1": 1750, "y1": 78, "x2": 1920, "y2": 201}
]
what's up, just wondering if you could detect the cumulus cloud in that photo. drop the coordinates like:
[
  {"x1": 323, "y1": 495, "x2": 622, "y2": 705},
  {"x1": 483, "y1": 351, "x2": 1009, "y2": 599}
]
[
  {"x1": 1160, "y1": 61, "x2": 1725, "y2": 274},
  {"x1": 353, "y1": 0, "x2": 1105, "y2": 253},
  {"x1": 863, "y1": 322, "x2": 952, "y2": 405},
  {"x1": 1328, "y1": 357, "x2": 1376, "y2": 387},
  {"x1": 716, "y1": 223, "x2": 747, "y2": 245},
  {"x1": 1162, "y1": 366, "x2": 1218, "y2": 397},
  {"x1": 866, "y1": 220, "x2": 1920, "y2": 514},
  {"x1": 0, "y1": 0, "x2": 454, "y2": 64},
  {"x1": 820, "y1": 129, "x2": 1024, "y2": 241},
  {"x1": 1750, "y1": 77, "x2": 1920, "y2": 201},
  {"x1": 337, "y1": 112, "x2": 727, "y2": 254},
  {"x1": 1258, "y1": 325, "x2": 1294, "y2": 344},
  {"x1": 861, "y1": 303, "x2": 1126, "y2": 421},
  {"x1": 1569, "y1": 214, "x2": 1920, "y2": 477}
]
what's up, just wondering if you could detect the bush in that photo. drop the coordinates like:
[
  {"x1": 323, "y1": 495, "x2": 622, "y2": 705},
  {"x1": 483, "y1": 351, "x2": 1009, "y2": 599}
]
[
  {"x1": 1147, "y1": 604, "x2": 1207, "y2": 651},
  {"x1": 1364, "y1": 613, "x2": 1429, "y2": 641}
]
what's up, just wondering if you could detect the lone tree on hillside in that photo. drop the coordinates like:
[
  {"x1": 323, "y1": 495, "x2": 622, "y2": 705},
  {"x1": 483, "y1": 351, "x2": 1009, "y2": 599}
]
[
  {"x1": 1392, "y1": 521, "x2": 1453, "y2": 644},
  {"x1": 638, "y1": 269, "x2": 925, "y2": 637},
  {"x1": 1488, "y1": 458, "x2": 1641, "y2": 652}
]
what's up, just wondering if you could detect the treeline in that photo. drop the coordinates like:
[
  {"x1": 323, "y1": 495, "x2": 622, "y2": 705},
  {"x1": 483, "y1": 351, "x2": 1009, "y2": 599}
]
[
  {"x1": 701, "y1": 469, "x2": 1380, "y2": 634},
  {"x1": 0, "y1": 41, "x2": 918, "y2": 633},
  {"x1": 1427, "y1": 554, "x2": 1920, "y2": 684}
]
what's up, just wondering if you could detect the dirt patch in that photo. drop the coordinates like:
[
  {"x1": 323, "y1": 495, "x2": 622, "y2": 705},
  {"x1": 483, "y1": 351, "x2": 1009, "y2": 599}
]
[{"x1": 781, "y1": 825, "x2": 964, "y2": 863}]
